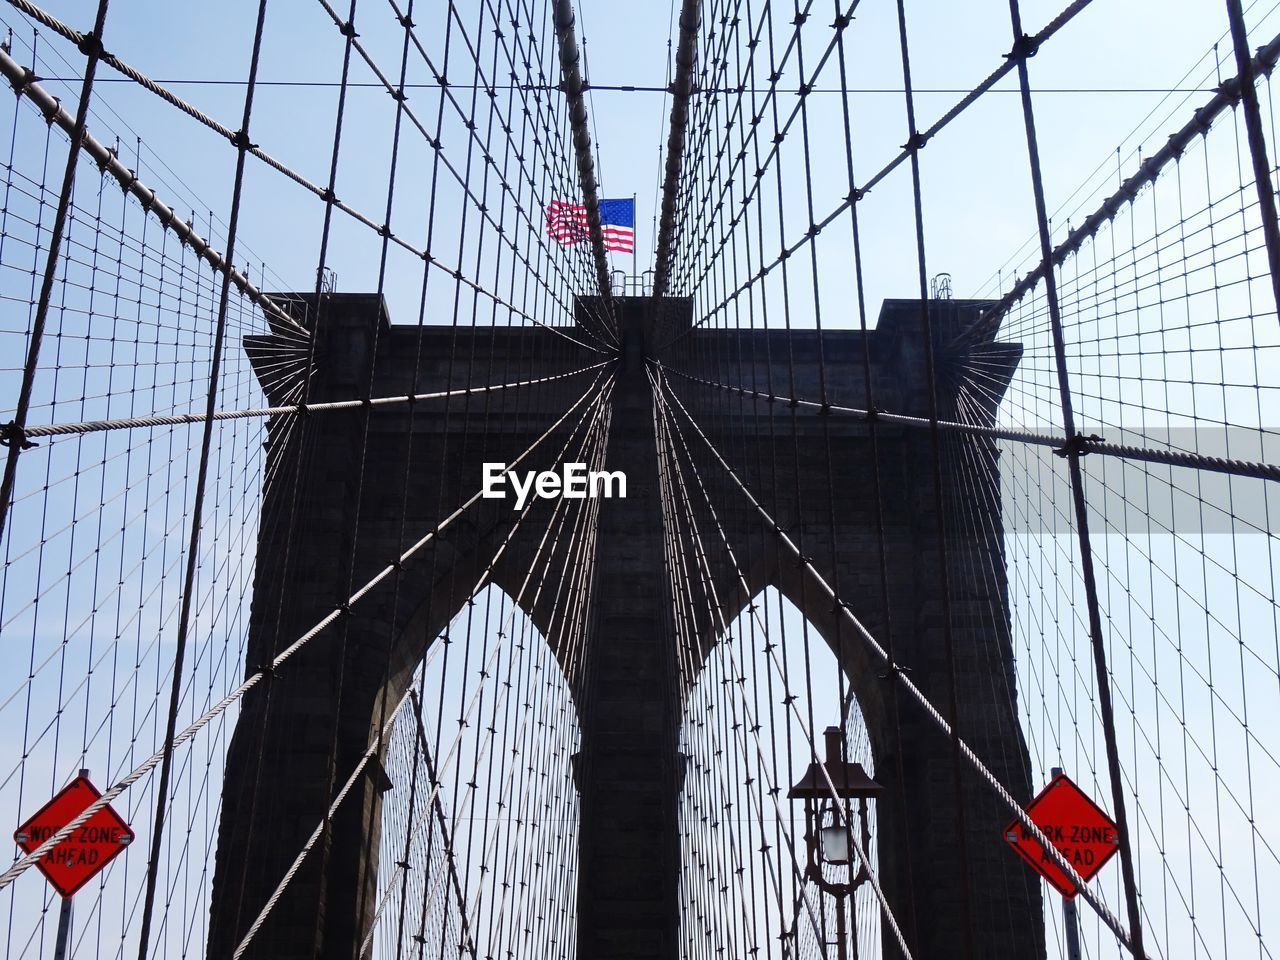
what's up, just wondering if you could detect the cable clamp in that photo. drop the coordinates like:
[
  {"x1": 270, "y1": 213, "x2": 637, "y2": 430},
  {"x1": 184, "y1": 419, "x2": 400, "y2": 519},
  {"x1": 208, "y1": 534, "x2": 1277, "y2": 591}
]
[
  {"x1": 1006, "y1": 33, "x2": 1036, "y2": 61},
  {"x1": 877, "y1": 661, "x2": 912, "y2": 682},
  {"x1": 832, "y1": 12, "x2": 853, "y2": 30},
  {"x1": 903, "y1": 130, "x2": 926, "y2": 152},
  {"x1": 9, "y1": 66, "x2": 37, "y2": 98},
  {"x1": 230, "y1": 128, "x2": 257, "y2": 151},
  {"x1": 1, "y1": 421, "x2": 35, "y2": 450},
  {"x1": 76, "y1": 31, "x2": 104, "y2": 59},
  {"x1": 252, "y1": 662, "x2": 276, "y2": 682},
  {"x1": 1054, "y1": 432, "x2": 1103, "y2": 459},
  {"x1": 339, "y1": 20, "x2": 359, "y2": 39},
  {"x1": 864, "y1": 405, "x2": 879, "y2": 423},
  {"x1": 95, "y1": 144, "x2": 116, "y2": 172}
]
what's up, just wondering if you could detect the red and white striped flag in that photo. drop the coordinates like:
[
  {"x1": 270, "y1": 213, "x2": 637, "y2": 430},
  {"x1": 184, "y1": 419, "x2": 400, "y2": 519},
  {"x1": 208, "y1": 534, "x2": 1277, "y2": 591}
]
[
  {"x1": 546, "y1": 198, "x2": 636, "y2": 253},
  {"x1": 546, "y1": 200, "x2": 590, "y2": 245}
]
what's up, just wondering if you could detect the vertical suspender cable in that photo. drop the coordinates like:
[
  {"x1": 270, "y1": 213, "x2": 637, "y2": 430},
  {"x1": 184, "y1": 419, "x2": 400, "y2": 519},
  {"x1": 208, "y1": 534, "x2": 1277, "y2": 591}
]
[
  {"x1": 0, "y1": 0, "x2": 110, "y2": 544},
  {"x1": 134, "y1": 3, "x2": 271, "y2": 957},
  {"x1": 891, "y1": 2, "x2": 977, "y2": 956},
  {"x1": 1003, "y1": 1, "x2": 1148, "y2": 956},
  {"x1": 1224, "y1": 0, "x2": 1280, "y2": 322}
]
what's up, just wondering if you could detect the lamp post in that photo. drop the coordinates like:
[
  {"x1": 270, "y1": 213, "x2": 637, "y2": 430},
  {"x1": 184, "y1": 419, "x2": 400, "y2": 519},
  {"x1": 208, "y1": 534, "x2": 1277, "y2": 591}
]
[{"x1": 789, "y1": 726, "x2": 883, "y2": 960}]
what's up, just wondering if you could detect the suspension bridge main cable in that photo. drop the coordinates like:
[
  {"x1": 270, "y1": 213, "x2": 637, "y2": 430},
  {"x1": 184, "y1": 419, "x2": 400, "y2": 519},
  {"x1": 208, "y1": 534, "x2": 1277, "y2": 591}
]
[{"x1": 654, "y1": 0, "x2": 1096, "y2": 352}]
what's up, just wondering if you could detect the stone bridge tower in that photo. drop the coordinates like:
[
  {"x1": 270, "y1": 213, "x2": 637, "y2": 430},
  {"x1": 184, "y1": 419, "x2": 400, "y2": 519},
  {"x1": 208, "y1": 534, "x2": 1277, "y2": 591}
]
[{"x1": 207, "y1": 293, "x2": 1042, "y2": 959}]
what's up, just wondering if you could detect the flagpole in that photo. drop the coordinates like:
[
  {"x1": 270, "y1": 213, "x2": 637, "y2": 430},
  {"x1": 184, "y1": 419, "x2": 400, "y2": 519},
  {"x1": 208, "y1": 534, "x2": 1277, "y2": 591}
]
[{"x1": 632, "y1": 192, "x2": 638, "y2": 290}]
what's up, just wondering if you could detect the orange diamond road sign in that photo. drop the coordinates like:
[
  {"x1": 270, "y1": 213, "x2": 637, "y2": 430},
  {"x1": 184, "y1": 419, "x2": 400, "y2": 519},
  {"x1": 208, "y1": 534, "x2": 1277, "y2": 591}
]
[
  {"x1": 13, "y1": 774, "x2": 134, "y2": 897},
  {"x1": 1003, "y1": 772, "x2": 1119, "y2": 898}
]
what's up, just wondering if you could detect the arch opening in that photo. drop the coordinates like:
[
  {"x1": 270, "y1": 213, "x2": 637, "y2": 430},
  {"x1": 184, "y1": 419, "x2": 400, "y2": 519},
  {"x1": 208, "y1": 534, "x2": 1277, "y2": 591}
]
[
  {"x1": 365, "y1": 582, "x2": 582, "y2": 959},
  {"x1": 678, "y1": 586, "x2": 882, "y2": 960}
]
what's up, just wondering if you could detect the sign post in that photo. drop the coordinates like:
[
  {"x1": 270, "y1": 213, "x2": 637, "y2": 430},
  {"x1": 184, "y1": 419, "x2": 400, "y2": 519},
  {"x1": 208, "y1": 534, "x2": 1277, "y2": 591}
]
[
  {"x1": 52, "y1": 896, "x2": 72, "y2": 960},
  {"x1": 13, "y1": 767, "x2": 134, "y2": 957},
  {"x1": 1051, "y1": 768, "x2": 1083, "y2": 960}
]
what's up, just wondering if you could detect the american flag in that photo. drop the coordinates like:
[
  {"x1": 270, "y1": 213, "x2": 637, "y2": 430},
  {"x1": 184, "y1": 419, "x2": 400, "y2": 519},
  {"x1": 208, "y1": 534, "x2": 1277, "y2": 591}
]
[{"x1": 545, "y1": 197, "x2": 635, "y2": 253}]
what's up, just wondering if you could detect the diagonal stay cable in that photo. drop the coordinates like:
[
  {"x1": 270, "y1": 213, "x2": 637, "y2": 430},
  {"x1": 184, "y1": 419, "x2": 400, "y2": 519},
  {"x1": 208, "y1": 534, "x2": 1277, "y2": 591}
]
[
  {"x1": 234, "y1": 377, "x2": 612, "y2": 958},
  {"x1": 651, "y1": 361, "x2": 1148, "y2": 958},
  {"x1": 662, "y1": 367, "x2": 1280, "y2": 484},
  {"x1": 0, "y1": 366, "x2": 613, "y2": 895},
  {"x1": 358, "y1": 393, "x2": 611, "y2": 958},
  {"x1": 134, "y1": 3, "x2": 272, "y2": 952},
  {"x1": 649, "y1": 363, "x2": 915, "y2": 960},
  {"x1": 0, "y1": 42, "x2": 306, "y2": 339},
  {"x1": 20, "y1": 361, "x2": 610, "y2": 439},
  {"x1": 969, "y1": 27, "x2": 1280, "y2": 341},
  {"x1": 380, "y1": 0, "x2": 619, "y2": 347},
  {"x1": 310, "y1": 0, "x2": 618, "y2": 350},
  {"x1": 0, "y1": 0, "x2": 613, "y2": 355},
  {"x1": 655, "y1": 0, "x2": 1095, "y2": 351},
  {"x1": 0, "y1": 0, "x2": 112, "y2": 548},
  {"x1": 651, "y1": 379, "x2": 841, "y2": 958},
  {"x1": 650, "y1": 379, "x2": 775, "y2": 955}
]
